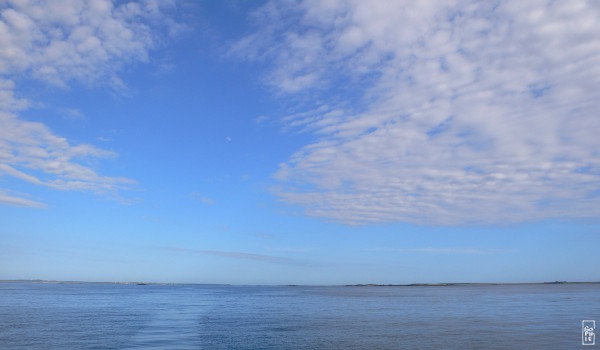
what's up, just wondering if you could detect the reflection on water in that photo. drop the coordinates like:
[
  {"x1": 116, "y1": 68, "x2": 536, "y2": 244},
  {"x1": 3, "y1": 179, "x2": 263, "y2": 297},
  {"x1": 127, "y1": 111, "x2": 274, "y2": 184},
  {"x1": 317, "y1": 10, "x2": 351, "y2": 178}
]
[{"x1": 0, "y1": 282, "x2": 598, "y2": 349}]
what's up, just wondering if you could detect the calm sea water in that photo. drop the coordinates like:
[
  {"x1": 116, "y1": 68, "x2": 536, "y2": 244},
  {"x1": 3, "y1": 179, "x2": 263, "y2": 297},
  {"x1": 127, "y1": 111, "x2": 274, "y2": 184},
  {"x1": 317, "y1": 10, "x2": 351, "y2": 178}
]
[{"x1": 0, "y1": 282, "x2": 598, "y2": 349}]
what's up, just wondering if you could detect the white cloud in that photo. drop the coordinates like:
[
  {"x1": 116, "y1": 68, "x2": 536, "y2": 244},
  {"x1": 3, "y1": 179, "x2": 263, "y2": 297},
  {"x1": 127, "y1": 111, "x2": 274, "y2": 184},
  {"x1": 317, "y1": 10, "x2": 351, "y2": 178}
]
[
  {"x1": 163, "y1": 246, "x2": 299, "y2": 264},
  {"x1": 189, "y1": 192, "x2": 214, "y2": 205},
  {"x1": 371, "y1": 247, "x2": 504, "y2": 255},
  {"x1": 0, "y1": 189, "x2": 45, "y2": 207},
  {"x1": 254, "y1": 115, "x2": 269, "y2": 124},
  {"x1": 0, "y1": 0, "x2": 176, "y2": 207},
  {"x1": 235, "y1": 0, "x2": 600, "y2": 225},
  {"x1": 59, "y1": 107, "x2": 85, "y2": 120},
  {"x1": 0, "y1": 110, "x2": 135, "y2": 197},
  {"x1": 0, "y1": 0, "x2": 178, "y2": 86}
]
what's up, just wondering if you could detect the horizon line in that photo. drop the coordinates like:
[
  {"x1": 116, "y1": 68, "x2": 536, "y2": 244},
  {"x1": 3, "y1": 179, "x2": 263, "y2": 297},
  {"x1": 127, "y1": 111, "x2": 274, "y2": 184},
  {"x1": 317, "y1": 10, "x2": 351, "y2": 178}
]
[{"x1": 1, "y1": 279, "x2": 599, "y2": 287}]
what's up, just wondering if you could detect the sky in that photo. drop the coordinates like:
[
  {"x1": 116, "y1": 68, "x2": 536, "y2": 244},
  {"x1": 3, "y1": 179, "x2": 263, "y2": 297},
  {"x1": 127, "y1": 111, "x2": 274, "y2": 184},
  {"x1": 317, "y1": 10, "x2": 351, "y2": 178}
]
[{"x1": 0, "y1": 0, "x2": 599, "y2": 285}]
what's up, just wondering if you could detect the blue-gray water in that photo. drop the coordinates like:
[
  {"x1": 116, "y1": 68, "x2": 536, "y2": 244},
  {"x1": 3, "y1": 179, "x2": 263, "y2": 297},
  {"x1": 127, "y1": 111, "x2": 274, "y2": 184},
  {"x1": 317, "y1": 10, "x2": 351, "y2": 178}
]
[{"x1": 1, "y1": 282, "x2": 598, "y2": 349}]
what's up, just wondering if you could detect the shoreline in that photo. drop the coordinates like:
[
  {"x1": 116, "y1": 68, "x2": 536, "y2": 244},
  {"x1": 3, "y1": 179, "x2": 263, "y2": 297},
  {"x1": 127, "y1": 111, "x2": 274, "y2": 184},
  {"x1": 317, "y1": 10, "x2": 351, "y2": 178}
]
[
  {"x1": 347, "y1": 281, "x2": 600, "y2": 287},
  {"x1": 1, "y1": 280, "x2": 599, "y2": 287}
]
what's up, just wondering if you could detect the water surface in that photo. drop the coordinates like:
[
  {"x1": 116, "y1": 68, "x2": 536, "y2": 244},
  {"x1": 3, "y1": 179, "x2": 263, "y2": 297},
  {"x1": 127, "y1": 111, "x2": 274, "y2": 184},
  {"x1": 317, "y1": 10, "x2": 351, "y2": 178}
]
[{"x1": 0, "y1": 282, "x2": 598, "y2": 349}]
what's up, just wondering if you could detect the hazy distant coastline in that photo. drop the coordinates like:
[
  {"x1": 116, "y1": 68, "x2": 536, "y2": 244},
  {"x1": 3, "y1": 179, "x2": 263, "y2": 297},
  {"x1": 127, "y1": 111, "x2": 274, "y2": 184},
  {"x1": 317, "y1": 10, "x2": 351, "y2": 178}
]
[
  {"x1": 347, "y1": 281, "x2": 600, "y2": 287},
  {"x1": 1, "y1": 280, "x2": 598, "y2": 286}
]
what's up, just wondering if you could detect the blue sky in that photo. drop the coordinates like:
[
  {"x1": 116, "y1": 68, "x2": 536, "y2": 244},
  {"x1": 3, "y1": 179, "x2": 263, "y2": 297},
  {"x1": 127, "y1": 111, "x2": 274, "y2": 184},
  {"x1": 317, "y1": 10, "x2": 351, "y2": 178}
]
[{"x1": 0, "y1": 0, "x2": 599, "y2": 284}]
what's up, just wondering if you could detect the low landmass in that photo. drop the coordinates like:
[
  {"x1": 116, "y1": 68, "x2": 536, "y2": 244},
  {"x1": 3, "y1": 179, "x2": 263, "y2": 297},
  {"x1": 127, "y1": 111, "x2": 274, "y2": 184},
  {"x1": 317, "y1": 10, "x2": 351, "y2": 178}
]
[
  {"x1": 0, "y1": 279, "x2": 230, "y2": 286},
  {"x1": 0, "y1": 280, "x2": 598, "y2": 286},
  {"x1": 346, "y1": 281, "x2": 599, "y2": 287}
]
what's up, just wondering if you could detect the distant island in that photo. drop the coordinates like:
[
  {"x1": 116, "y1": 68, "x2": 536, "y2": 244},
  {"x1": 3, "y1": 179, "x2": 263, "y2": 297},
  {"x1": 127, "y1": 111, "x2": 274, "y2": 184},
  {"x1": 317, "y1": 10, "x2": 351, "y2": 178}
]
[
  {"x1": 1, "y1": 280, "x2": 598, "y2": 286},
  {"x1": 0, "y1": 280, "x2": 229, "y2": 286},
  {"x1": 346, "y1": 281, "x2": 599, "y2": 287}
]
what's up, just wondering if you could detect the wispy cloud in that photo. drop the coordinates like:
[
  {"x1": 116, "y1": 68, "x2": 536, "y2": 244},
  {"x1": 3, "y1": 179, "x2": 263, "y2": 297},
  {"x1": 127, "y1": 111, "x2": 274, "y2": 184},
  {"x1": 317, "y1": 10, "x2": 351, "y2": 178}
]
[
  {"x1": 0, "y1": 189, "x2": 45, "y2": 208},
  {"x1": 0, "y1": 0, "x2": 179, "y2": 87},
  {"x1": 97, "y1": 136, "x2": 113, "y2": 143},
  {"x1": 189, "y1": 192, "x2": 214, "y2": 204},
  {"x1": 254, "y1": 115, "x2": 269, "y2": 124},
  {"x1": 163, "y1": 246, "x2": 299, "y2": 264},
  {"x1": 234, "y1": 0, "x2": 600, "y2": 225},
  {"x1": 0, "y1": 0, "x2": 178, "y2": 206},
  {"x1": 374, "y1": 247, "x2": 506, "y2": 255},
  {"x1": 0, "y1": 110, "x2": 135, "y2": 195},
  {"x1": 265, "y1": 246, "x2": 317, "y2": 254},
  {"x1": 59, "y1": 108, "x2": 85, "y2": 121}
]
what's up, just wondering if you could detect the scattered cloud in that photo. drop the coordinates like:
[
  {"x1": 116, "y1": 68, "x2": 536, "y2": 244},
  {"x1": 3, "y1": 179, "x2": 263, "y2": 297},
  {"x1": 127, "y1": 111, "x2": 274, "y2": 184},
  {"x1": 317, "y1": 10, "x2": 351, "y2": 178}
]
[
  {"x1": 189, "y1": 192, "x2": 214, "y2": 204},
  {"x1": 378, "y1": 247, "x2": 504, "y2": 255},
  {"x1": 96, "y1": 136, "x2": 113, "y2": 142},
  {"x1": 0, "y1": 189, "x2": 45, "y2": 208},
  {"x1": 0, "y1": 0, "x2": 179, "y2": 87},
  {"x1": 254, "y1": 115, "x2": 268, "y2": 124},
  {"x1": 0, "y1": 0, "x2": 178, "y2": 207},
  {"x1": 265, "y1": 246, "x2": 317, "y2": 254},
  {"x1": 0, "y1": 79, "x2": 28, "y2": 110},
  {"x1": 200, "y1": 197, "x2": 214, "y2": 205},
  {"x1": 163, "y1": 246, "x2": 299, "y2": 264},
  {"x1": 59, "y1": 108, "x2": 85, "y2": 121},
  {"x1": 251, "y1": 231, "x2": 275, "y2": 240},
  {"x1": 0, "y1": 112, "x2": 135, "y2": 195},
  {"x1": 234, "y1": 0, "x2": 600, "y2": 225}
]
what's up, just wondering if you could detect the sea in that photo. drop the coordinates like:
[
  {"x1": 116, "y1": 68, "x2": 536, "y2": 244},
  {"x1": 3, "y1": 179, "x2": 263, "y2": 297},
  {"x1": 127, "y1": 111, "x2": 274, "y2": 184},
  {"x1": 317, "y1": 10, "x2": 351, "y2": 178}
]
[{"x1": 0, "y1": 282, "x2": 598, "y2": 349}]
